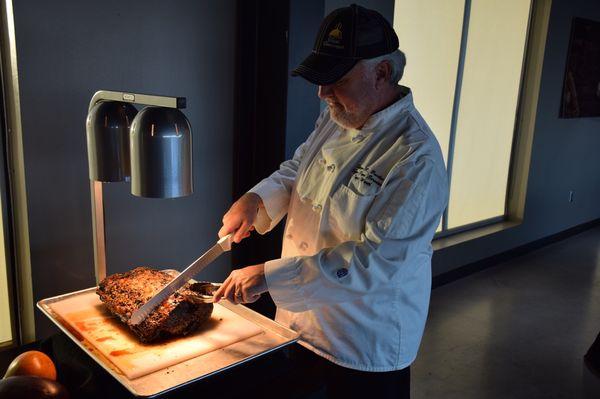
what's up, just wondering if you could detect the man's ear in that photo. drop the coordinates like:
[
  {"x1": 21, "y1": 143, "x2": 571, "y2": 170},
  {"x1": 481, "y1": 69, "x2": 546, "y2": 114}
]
[{"x1": 374, "y1": 60, "x2": 392, "y2": 89}]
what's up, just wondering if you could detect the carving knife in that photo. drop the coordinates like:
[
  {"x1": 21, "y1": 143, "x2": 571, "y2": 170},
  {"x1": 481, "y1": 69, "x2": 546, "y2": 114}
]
[{"x1": 129, "y1": 233, "x2": 233, "y2": 325}]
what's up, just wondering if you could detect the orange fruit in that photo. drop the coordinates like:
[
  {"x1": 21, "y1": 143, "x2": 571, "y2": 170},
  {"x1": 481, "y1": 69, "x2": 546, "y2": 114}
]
[{"x1": 3, "y1": 350, "x2": 57, "y2": 381}]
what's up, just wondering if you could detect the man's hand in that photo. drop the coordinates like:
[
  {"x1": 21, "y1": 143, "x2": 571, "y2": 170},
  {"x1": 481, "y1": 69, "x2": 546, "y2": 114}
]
[
  {"x1": 213, "y1": 264, "x2": 267, "y2": 304},
  {"x1": 218, "y1": 192, "x2": 263, "y2": 243}
]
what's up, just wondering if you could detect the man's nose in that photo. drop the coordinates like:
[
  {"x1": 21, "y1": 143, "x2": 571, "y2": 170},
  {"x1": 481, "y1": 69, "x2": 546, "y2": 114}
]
[{"x1": 318, "y1": 85, "x2": 333, "y2": 99}]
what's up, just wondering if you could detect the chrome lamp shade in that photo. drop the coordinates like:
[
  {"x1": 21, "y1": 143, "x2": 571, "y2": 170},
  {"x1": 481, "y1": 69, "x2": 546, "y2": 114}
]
[
  {"x1": 130, "y1": 106, "x2": 193, "y2": 198},
  {"x1": 86, "y1": 101, "x2": 138, "y2": 182},
  {"x1": 85, "y1": 92, "x2": 193, "y2": 199}
]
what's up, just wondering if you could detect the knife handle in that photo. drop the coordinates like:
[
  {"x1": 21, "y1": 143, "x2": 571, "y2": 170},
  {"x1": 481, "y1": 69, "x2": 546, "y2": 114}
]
[{"x1": 218, "y1": 233, "x2": 233, "y2": 251}]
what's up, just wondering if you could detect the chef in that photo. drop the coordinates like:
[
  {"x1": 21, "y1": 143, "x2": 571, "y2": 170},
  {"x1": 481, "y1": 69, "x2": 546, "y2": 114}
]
[{"x1": 214, "y1": 4, "x2": 448, "y2": 398}]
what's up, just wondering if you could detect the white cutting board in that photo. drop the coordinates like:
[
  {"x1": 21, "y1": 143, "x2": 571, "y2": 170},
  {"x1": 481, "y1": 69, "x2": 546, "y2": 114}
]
[{"x1": 49, "y1": 291, "x2": 263, "y2": 379}]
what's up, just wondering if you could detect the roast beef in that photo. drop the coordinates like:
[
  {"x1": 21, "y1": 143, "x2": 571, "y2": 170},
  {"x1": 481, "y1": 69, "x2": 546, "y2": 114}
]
[{"x1": 96, "y1": 267, "x2": 213, "y2": 343}]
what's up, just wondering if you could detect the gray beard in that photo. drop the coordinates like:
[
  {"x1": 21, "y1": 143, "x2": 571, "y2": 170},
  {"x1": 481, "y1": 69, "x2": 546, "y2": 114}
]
[{"x1": 329, "y1": 106, "x2": 365, "y2": 129}]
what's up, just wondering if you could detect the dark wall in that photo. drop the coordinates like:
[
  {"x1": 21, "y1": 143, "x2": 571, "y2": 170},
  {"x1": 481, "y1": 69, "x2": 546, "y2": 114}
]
[
  {"x1": 325, "y1": 0, "x2": 393, "y2": 18},
  {"x1": 286, "y1": 0, "x2": 324, "y2": 159},
  {"x1": 13, "y1": 0, "x2": 236, "y2": 339}
]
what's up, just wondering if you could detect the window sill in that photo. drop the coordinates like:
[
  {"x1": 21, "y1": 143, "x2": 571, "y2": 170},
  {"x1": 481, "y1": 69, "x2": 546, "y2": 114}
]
[{"x1": 433, "y1": 219, "x2": 522, "y2": 251}]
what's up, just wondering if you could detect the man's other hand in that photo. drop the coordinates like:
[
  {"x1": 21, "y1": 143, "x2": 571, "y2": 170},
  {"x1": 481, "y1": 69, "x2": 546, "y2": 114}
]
[
  {"x1": 218, "y1": 192, "x2": 263, "y2": 243},
  {"x1": 213, "y1": 264, "x2": 267, "y2": 304}
]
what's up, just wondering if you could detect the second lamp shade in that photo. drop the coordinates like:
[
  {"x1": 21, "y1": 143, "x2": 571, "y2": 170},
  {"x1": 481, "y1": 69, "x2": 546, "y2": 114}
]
[{"x1": 130, "y1": 106, "x2": 193, "y2": 198}]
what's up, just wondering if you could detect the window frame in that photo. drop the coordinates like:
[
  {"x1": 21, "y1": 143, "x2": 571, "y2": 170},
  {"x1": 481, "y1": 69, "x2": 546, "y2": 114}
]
[
  {"x1": 1, "y1": 0, "x2": 36, "y2": 349},
  {"x1": 0, "y1": 53, "x2": 19, "y2": 350}
]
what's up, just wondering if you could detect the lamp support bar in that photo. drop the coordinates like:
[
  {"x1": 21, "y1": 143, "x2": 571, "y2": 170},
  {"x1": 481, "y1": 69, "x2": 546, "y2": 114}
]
[
  {"x1": 90, "y1": 181, "x2": 107, "y2": 284},
  {"x1": 89, "y1": 90, "x2": 186, "y2": 111},
  {"x1": 88, "y1": 90, "x2": 187, "y2": 283}
]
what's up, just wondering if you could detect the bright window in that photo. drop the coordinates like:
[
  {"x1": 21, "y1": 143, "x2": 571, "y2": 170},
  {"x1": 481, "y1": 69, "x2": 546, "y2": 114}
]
[
  {"x1": 393, "y1": 0, "x2": 465, "y2": 166},
  {"x1": 394, "y1": 0, "x2": 533, "y2": 233}
]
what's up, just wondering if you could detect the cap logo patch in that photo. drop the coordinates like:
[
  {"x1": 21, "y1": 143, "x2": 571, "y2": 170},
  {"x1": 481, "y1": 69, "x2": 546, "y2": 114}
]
[
  {"x1": 323, "y1": 23, "x2": 344, "y2": 49},
  {"x1": 329, "y1": 23, "x2": 343, "y2": 40}
]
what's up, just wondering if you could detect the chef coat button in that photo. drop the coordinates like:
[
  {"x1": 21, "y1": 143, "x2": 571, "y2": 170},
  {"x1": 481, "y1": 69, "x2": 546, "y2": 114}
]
[
  {"x1": 301, "y1": 196, "x2": 310, "y2": 203},
  {"x1": 312, "y1": 204, "x2": 322, "y2": 212},
  {"x1": 351, "y1": 135, "x2": 365, "y2": 143},
  {"x1": 336, "y1": 268, "x2": 348, "y2": 278},
  {"x1": 326, "y1": 164, "x2": 336, "y2": 172},
  {"x1": 299, "y1": 242, "x2": 308, "y2": 251},
  {"x1": 285, "y1": 234, "x2": 293, "y2": 240},
  {"x1": 318, "y1": 158, "x2": 326, "y2": 165}
]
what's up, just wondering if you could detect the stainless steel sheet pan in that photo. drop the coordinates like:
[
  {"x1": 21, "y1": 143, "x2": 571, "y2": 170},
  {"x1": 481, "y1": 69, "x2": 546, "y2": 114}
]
[{"x1": 38, "y1": 284, "x2": 298, "y2": 397}]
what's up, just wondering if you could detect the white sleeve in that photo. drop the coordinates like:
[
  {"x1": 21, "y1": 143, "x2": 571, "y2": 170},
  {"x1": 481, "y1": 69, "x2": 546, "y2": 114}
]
[
  {"x1": 264, "y1": 156, "x2": 449, "y2": 312},
  {"x1": 249, "y1": 110, "x2": 327, "y2": 234}
]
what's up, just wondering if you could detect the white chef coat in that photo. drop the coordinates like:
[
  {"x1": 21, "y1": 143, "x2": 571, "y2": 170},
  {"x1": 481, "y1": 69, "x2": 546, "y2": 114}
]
[{"x1": 250, "y1": 86, "x2": 448, "y2": 371}]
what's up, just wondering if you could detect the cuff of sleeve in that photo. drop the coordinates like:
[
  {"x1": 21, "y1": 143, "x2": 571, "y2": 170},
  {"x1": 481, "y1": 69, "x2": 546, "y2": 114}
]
[
  {"x1": 253, "y1": 207, "x2": 272, "y2": 235},
  {"x1": 249, "y1": 184, "x2": 288, "y2": 233},
  {"x1": 264, "y1": 257, "x2": 308, "y2": 312}
]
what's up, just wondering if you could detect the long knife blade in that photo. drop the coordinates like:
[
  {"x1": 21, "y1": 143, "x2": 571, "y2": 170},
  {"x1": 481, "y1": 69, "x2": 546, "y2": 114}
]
[{"x1": 129, "y1": 233, "x2": 232, "y2": 325}]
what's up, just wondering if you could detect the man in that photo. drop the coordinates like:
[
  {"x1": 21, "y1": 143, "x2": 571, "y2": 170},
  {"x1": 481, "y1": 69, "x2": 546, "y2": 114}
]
[{"x1": 214, "y1": 4, "x2": 448, "y2": 398}]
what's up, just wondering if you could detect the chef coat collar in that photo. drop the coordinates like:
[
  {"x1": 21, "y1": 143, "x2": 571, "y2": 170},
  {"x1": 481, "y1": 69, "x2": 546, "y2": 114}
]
[{"x1": 358, "y1": 85, "x2": 413, "y2": 132}]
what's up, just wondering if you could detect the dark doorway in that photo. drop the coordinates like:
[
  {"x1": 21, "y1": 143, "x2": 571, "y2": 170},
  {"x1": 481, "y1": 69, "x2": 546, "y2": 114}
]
[{"x1": 232, "y1": 0, "x2": 291, "y2": 318}]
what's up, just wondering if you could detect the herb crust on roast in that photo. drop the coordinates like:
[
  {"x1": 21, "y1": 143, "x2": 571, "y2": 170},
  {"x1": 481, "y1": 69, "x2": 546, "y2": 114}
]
[{"x1": 96, "y1": 267, "x2": 213, "y2": 343}]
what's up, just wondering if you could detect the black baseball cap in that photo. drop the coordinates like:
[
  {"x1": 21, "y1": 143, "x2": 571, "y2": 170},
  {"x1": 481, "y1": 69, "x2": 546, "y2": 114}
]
[{"x1": 291, "y1": 4, "x2": 399, "y2": 85}]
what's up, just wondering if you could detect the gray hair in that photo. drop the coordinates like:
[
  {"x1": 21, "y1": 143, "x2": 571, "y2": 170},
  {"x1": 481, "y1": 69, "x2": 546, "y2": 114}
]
[{"x1": 361, "y1": 49, "x2": 406, "y2": 85}]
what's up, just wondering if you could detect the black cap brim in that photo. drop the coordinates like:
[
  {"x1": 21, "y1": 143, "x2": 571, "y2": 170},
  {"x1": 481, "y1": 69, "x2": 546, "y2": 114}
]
[{"x1": 291, "y1": 52, "x2": 358, "y2": 85}]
